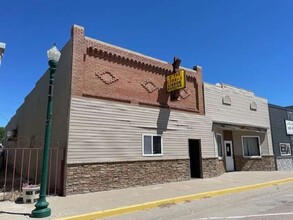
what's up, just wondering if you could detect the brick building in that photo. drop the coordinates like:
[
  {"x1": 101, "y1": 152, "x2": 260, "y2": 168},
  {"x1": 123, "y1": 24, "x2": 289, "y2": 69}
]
[{"x1": 4, "y1": 25, "x2": 275, "y2": 196}]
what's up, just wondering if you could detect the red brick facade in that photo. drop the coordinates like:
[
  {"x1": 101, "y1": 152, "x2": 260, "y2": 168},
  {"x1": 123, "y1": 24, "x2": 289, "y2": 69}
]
[
  {"x1": 64, "y1": 25, "x2": 208, "y2": 195},
  {"x1": 71, "y1": 25, "x2": 204, "y2": 114}
]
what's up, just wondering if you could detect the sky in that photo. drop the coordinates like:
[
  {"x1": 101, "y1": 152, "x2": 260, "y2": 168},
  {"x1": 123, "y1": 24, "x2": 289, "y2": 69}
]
[{"x1": 0, "y1": 0, "x2": 292, "y2": 127}]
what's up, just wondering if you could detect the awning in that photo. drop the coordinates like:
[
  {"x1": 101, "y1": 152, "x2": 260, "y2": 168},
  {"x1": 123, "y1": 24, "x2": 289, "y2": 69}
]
[{"x1": 213, "y1": 121, "x2": 268, "y2": 133}]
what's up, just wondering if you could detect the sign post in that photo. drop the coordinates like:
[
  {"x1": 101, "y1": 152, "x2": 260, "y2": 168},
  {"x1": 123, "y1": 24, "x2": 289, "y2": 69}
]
[{"x1": 168, "y1": 57, "x2": 186, "y2": 101}]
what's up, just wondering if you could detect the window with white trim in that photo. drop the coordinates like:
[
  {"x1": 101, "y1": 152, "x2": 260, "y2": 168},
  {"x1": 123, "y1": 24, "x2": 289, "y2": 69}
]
[
  {"x1": 142, "y1": 134, "x2": 162, "y2": 156},
  {"x1": 242, "y1": 136, "x2": 261, "y2": 157},
  {"x1": 216, "y1": 134, "x2": 223, "y2": 158}
]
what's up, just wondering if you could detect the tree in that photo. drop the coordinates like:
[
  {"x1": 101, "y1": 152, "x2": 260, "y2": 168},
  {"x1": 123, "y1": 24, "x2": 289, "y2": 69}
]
[{"x1": 0, "y1": 127, "x2": 4, "y2": 142}]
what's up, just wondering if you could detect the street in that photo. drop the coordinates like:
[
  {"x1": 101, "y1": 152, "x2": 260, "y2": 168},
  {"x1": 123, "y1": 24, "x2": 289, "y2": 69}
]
[
  {"x1": 105, "y1": 183, "x2": 293, "y2": 220},
  {"x1": 1, "y1": 172, "x2": 293, "y2": 220}
]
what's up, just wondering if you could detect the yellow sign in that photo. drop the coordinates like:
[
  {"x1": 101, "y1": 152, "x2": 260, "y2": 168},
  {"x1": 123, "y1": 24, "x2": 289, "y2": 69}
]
[{"x1": 166, "y1": 69, "x2": 186, "y2": 92}]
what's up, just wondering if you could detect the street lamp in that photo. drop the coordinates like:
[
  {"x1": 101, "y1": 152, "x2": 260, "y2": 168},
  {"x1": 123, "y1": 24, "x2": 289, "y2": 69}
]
[{"x1": 31, "y1": 44, "x2": 61, "y2": 218}]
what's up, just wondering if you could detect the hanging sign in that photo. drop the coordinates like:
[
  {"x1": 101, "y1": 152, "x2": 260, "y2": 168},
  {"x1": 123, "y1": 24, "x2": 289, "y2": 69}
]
[
  {"x1": 166, "y1": 69, "x2": 186, "y2": 93},
  {"x1": 280, "y1": 143, "x2": 291, "y2": 156}
]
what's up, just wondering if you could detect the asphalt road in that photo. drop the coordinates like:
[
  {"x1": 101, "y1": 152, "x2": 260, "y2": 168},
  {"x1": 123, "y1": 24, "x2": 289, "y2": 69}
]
[{"x1": 105, "y1": 183, "x2": 293, "y2": 220}]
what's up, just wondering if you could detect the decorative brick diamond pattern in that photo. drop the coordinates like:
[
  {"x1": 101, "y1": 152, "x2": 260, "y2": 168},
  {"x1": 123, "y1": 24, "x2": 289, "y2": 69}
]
[
  {"x1": 141, "y1": 81, "x2": 159, "y2": 93},
  {"x1": 180, "y1": 89, "x2": 190, "y2": 99},
  {"x1": 96, "y1": 71, "x2": 119, "y2": 85}
]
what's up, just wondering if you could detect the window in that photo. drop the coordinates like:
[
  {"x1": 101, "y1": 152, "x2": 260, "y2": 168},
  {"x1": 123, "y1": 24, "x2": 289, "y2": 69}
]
[
  {"x1": 142, "y1": 135, "x2": 163, "y2": 156},
  {"x1": 216, "y1": 134, "x2": 223, "y2": 158},
  {"x1": 242, "y1": 136, "x2": 261, "y2": 157}
]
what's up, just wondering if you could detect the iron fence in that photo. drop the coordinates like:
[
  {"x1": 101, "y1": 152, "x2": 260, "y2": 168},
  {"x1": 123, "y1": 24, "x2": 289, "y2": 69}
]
[{"x1": 0, "y1": 147, "x2": 65, "y2": 201}]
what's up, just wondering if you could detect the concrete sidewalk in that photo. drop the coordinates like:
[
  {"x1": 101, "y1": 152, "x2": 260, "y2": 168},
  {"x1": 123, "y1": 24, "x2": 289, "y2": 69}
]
[{"x1": 1, "y1": 171, "x2": 293, "y2": 220}]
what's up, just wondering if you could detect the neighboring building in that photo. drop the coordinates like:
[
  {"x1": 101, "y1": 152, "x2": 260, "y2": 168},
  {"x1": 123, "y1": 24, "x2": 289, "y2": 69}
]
[
  {"x1": 269, "y1": 104, "x2": 293, "y2": 170},
  {"x1": 204, "y1": 83, "x2": 275, "y2": 172}
]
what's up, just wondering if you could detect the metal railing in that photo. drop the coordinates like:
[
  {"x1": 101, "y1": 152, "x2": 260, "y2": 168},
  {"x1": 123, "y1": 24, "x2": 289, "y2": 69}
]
[{"x1": 0, "y1": 147, "x2": 65, "y2": 201}]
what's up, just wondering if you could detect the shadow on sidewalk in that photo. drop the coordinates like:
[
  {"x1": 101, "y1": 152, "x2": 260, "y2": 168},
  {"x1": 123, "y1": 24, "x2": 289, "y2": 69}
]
[{"x1": 0, "y1": 210, "x2": 30, "y2": 216}]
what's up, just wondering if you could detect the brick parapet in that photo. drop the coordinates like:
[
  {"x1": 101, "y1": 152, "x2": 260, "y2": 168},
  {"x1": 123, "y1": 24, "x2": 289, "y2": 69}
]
[
  {"x1": 70, "y1": 25, "x2": 204, "y2": 114},
  {"x1": 71, "y1": 25, "x2": 86, "y2": 96}
]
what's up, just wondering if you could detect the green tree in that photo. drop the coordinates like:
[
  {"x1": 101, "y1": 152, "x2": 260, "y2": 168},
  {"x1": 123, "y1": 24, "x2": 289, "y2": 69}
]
[{"x1": 0, "y1": 127, "x2": 4, "y2": 142}]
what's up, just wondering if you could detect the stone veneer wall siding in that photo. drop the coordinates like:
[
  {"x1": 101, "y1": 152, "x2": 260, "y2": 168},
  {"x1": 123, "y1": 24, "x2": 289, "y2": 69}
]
[
  {"x1": 234, "y1": 155, "x2": 276, "y2": 171},
  {"x1": 66, "y1": 159, "x2": 190, "y2": 195},
  {"x1": 276, "y1": 157, "x2": 293, "y2": 171},
  {"x1": 202, "y1": 158, "x2": 226, "y2": 178}
]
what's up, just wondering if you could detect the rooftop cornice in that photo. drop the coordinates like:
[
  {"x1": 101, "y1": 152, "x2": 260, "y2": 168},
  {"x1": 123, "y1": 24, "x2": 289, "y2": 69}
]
[
  {"x1": 204, "y1": 82, "x2": 267, "y2": 102},
  {"x1": 85, "y1": 36, "x2": 198, "y2": 79}
]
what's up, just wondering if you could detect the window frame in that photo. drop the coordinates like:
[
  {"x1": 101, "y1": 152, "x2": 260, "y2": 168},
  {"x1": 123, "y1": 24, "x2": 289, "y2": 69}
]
[
  {"x1": 241, "y1": 135, "x2": 261, "y2": 158},
  {"x1": 142, "y1": 134, "x2": 163, "y2": 157},
  {"x1": 216, "y1": 133, "x2": 224, "y2": 159}
]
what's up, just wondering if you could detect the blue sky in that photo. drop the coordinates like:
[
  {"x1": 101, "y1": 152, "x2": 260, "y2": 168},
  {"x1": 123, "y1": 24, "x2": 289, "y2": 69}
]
[{"x1": 0, "y1": 0, "x2": 292, "y2": 126}]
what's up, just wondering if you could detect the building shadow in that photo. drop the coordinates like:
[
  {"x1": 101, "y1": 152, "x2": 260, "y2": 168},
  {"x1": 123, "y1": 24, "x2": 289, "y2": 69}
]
[
  {"x1": 156, "y1": 79, "x2": 171, "y2": 134},
  {"x1": 0, "y1": 211, "x2": 30, "y2": 216},
  {"x1": 157, "y1": 80, "x2": 169, "y2": 108},
  {"x1": 157, "y1": 108, "x2": 171, "y2": 135}
]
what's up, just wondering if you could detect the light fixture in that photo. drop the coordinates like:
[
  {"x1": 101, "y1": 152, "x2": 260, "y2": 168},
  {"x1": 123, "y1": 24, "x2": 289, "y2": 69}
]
[
  {"x1": 0, "y1": 42, "x2": 6, "y2": 66},
  {"x1": 47, "y1": 44, "x2": 61, "y2": 62}
]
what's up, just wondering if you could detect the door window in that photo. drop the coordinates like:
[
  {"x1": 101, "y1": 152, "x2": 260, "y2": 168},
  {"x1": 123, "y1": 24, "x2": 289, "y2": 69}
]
[{"x1": 226, "y1": 143, "x2": 231, "y2": 156}]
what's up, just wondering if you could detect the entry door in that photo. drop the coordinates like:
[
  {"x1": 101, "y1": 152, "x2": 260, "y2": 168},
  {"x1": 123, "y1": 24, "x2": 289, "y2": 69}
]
[
  {"x1": 189, "y1": 139, "x2": 202, "y2": 178},
  {"x1": 224, "y1": 141, "x2": 234, "y2": 171}
]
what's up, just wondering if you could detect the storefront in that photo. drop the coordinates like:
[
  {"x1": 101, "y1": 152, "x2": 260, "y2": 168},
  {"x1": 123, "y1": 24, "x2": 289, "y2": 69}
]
[{"x1": 204, "y1": 83, "x2": 275, "y2": 172}]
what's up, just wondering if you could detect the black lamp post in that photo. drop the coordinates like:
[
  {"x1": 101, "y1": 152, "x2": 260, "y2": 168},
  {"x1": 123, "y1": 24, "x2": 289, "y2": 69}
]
[{"x1": 31, "y1": 44, "x2": 61, "y2": 218}]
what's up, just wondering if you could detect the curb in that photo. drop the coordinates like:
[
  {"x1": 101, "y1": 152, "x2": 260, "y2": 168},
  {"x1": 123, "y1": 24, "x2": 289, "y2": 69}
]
[{"x1": 57, "y1": 177, "x2": 293, "y2": 220}]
